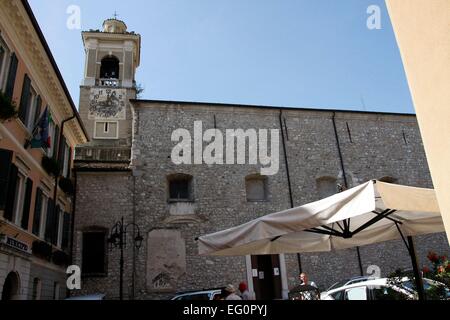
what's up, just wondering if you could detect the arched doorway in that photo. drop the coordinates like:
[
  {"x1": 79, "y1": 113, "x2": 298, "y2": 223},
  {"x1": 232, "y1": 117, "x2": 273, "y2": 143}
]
[{"x1": 1, "y1": 272, "x2": 20, "y2": 300}]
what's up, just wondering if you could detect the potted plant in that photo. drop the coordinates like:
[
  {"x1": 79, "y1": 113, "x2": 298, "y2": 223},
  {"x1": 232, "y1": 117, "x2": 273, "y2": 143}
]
[
  {"x1": 59, "y1": 177, "x2": 75, "y2": 195},
  {"x1": 41, "y1": 156, "x2": 60, "y2": 177},
  {"x1": 423, "y1": 252, "x2": 450, "y2": 289},
  {"x1": 0, "y1": 91, "x2": 17, "y2": 121}
]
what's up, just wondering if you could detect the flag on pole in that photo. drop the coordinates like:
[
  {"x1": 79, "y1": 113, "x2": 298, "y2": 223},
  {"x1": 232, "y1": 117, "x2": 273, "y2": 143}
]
[{"x1": 31, "y1": 107, "x2": 51, "y2": 149}]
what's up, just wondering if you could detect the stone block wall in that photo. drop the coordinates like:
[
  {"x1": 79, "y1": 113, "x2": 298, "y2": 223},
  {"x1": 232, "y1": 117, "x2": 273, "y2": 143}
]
[{"x1": 73, "y1": 101, "x2": 449, "y2": 299}]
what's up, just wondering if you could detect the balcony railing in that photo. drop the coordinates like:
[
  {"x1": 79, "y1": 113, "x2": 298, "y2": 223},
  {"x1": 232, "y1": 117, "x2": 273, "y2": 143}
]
[{"x1": 97, "y1": 78, "x2": 120, "y2": 87}]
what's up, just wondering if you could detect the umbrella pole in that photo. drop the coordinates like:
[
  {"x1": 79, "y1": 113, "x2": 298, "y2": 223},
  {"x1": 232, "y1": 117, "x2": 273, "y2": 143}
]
[
  {"x1": 407, "y1": 236, "x2": 425, "y2": 300},
  {"x1": 356, "y1": 247, "x2": 364, "y2": 276}
]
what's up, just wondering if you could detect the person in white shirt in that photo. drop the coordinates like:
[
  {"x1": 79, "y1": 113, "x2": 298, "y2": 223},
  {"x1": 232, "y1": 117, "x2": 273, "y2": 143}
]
[
  {"x1": 224, "y1": 284, "x2": 242, "y2": 300},
  {"x1": 299, "y1": 272, "x2": 317, "y2": 288},
  {"x1": 238, "y1": 282, "x2": 254, "y2": 300}
]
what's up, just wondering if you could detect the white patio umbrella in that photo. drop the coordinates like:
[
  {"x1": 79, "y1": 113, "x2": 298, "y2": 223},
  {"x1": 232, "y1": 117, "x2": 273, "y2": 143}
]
[{"x1": 196, "y1": 180, "x2": 446, "y2": 300}]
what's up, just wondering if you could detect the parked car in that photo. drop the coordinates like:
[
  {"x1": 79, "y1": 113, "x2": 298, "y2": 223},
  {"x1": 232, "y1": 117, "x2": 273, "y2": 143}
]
[
  {"x1": 171, "y1": 288, "x2": 225, "y2": 300},
  {"x1": 65, "y1": 294, "x2": 106, "y2": 300},
  {"x1": 321, "y1": 277, "x2": 449, "y2": 300},
  {"x1": 326, "y1": 276, "x2": 376, "y2": 292}
]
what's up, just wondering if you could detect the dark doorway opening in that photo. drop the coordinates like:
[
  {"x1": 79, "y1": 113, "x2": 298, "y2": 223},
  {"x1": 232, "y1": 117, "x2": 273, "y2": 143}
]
[
  {"x1": 251, "y1": 255, "x2": 282, "y2": 300},
  {"x1": 2, "y1": 272, "x2": 20, "y2": 300}
]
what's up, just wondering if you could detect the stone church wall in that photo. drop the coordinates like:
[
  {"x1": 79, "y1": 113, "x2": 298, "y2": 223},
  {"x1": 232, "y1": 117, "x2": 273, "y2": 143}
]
[{"x1": 74, "y1": 102, "x2": 449, "y2": 299}]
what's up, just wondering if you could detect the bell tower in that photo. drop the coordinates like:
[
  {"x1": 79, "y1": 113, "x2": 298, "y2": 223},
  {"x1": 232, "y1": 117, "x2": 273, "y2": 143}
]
[{"x1": 76, "y1": 18, "x2": 141, "y2": 164}]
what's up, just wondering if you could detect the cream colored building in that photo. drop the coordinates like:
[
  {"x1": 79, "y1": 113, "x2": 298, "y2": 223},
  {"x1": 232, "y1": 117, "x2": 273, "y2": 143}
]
[
  {"x1": 0, "y1": 0, "x2": 88, "y2": 300},
  {"x1": 386, "y1": 0, "x2": 450, "y2": 243}
]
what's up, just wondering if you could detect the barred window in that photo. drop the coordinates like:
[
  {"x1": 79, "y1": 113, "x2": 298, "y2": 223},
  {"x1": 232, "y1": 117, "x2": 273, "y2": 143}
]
[{"x1": 168, "y1": 174, "x2": 194, "y2": 202}]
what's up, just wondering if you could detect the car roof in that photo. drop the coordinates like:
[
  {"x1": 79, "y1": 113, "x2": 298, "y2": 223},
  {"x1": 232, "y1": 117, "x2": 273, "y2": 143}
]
[
  {"x1": 174, "y1": 287, "x2": 225, "y2": 295},
  {"x1": 65, "y1": 294, "x2": 106, "y2": 300},
  {"x1": 323, "y1": 277, "x2": 421, "y2": 294}
]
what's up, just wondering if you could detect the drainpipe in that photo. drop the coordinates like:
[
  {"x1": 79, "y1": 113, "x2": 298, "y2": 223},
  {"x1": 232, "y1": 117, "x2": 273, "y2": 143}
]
[
  {"x1": 69, "y1": 169, "x2": 78, "y2": 265},
  {"x1": 331, "y1": 112, "x2": 364, "y2": 276},
  {"x1": 52, "y1": 115, "x2": 75, "y2": 300},
  {"x1": 278, "y1": 110, "x2": 302, "y2": 273},
  {"x1": 51, "y1": 115, "x2": 75, "y2": 247},
  {"x1": 131, "y1": 174, "x2": 136, "y2": 300}
]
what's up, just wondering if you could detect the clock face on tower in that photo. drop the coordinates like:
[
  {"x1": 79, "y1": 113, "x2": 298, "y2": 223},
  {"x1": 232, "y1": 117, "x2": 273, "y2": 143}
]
[{"x1": 88, "y1": 88, "x2": 127, "y2": 120}]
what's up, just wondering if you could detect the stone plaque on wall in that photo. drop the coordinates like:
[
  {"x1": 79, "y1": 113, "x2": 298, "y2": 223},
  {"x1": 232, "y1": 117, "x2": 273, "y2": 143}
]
[{"x1": 146, "y1": 229, "x2": 186, "y2": 292}]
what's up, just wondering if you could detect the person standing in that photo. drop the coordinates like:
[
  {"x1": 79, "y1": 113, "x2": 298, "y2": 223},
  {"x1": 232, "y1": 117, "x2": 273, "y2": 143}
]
[
  {"x1": 299, "y1": 272, "x2": 318, "y2": 288},
  {"x1": 224, "y1": 284, "x2": 242, "y2": 300},
  {"x1": 238, "y1": 282, "x2": 254, "y2": 300}
]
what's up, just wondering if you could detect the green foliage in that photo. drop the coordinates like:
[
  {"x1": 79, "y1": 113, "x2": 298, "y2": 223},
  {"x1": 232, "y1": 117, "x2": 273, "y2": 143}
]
[
  {"x1": 41, "y1": 156, "x2": 60, "y2": 177},
  {"x1": 423, "y1": 251, "x2": 450, "y2": 288},
  {"x1": 387, "y1": 252, "x2": 450, "y2": 300},
  {"x1": 0, "y1": 91, "x2": 18, "y2": 121},
  {"x1": 32, "y1": 241, "x2": 52, "y2": 261},
  {"x1": 59, "y1": 177, "x2": 75, "y2": 195},
  {"x1": 134, "y1": 83, "x2": 144, "y2": 98}
]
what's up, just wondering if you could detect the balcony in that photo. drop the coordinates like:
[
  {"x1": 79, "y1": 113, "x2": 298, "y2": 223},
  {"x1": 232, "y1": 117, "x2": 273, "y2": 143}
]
[
  {"x1": 96, "y1": 78, "x2": 120, "y2": 87},
  {"x1": 75, "y1": 147, "x2": 131, "y2": 162}
]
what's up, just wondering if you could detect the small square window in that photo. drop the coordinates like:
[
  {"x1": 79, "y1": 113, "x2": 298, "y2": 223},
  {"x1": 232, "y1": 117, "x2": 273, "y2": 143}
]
[
  {"x1": 168, "y1": 174, "x2": 193, "y2": 202},
  {"x1": 246, "y1": 175, "x2": 268, "y2": 202}
]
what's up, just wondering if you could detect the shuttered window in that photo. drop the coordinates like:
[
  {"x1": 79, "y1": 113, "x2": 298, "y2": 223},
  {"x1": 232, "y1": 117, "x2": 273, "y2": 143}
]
[
  {"x1": 61, "y1": 212, "x2": 71, "y2": 251},
  {"x1": 3, "y1": 164, "x2": 18, "y2": 221},
  {"x1": 4, "y1": 52, "x2": 18, "y2": 100},
  {"x1": 57, "y1": 136, "x2": 66, "y2": 176},
  {"x1": 18, "y1": 74, "x2": 31, "y2": 124},
  {"x1": 0, "y1": 43, "x2": 7, "y2": 90},
  {"x1": 32, "y1": 95, "x2": 42, "y2": 129},
  {"x1": 82, "y1": 232, "x2": 107, "y2": 275},
  {"x1": 32, "y1": 188, "x2": 43, "y2": 236},
  {"x1": 52, "y1": 205, "x2": 60, "y2": 246},
  {"x1": 44, "y1": 199, "x2": 55, "y2": 243},
  {"x1": 20, "y1": 178, "x2": 33, "y2": 230},
  {"x1": 62, "y1": 144, "x2": 71, "y2": 178},
  {"x1": 52, "y1": 125, "x2": 60, "y2": 161},
  {"x1": 0, "y1": 149, "x2": 13, "y2": 211}
]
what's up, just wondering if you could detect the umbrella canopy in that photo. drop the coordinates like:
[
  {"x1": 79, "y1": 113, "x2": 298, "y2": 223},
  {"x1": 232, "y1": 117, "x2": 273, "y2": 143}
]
[{"x1": 197, "y1": 180, "x2": 444, "y2": 257}]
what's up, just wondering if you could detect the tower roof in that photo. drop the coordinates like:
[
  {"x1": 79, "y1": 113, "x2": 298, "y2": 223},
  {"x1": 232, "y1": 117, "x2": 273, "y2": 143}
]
[{"x1": 102, "y1": 18, "x2": 128, "y2": 33}]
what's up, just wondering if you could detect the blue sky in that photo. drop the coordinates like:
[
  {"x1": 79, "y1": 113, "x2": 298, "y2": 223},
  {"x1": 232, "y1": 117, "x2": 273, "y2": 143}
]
[{"x1": 29, "y1": 0, "x2": 414, "y2": 113}]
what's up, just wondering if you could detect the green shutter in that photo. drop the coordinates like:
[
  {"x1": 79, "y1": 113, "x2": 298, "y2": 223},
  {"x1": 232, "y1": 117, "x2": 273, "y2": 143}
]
[
  {"x1": 52, "y1": 205, "x2": 60, "y2": 245},
  {"x1": 18, "y1": 74, "x2": 31, "y2": 124},
  {"x1": 33, "y1": 95, "x2": 42, "y2": 129},
  {"x1": 21, "y1": 178, "x2": 33, "y2": 230},
  {"x1": 44, "y1": 199, "x2": 54, "y2": 243},
  {"x1": 4, "y1": 53, "x2": 18, "y2": 100},
  {"x1": 61, "y1": 212, "x2": 71, "y2": 251},
  {"x1": 32, "y1": 188, "x2": 43, "y2": 236},
  {"x1": 3, "y1": 164, "x2": 18, "y2": 221},
  {"x1": 53, "y1": 125, "x2": 60, "y2": 160},
  {"x1": 0, "y1": 149, "x2": 13, "y2": 210},
  {"x1": 58, "y1": 136, "x2": 66, "y2": 175}
]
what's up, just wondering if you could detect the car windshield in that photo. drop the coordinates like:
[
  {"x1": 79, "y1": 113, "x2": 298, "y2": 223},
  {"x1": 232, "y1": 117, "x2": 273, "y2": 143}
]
[
  {"x1": 327, "y1": 280, "x2": 350, "y2": 291},
  {"x1": 401, "y1": 279, "x2": 450, "y2": 299},
  {"x1": 327, "y1": 277, "x2": 370, "y2": 291}
]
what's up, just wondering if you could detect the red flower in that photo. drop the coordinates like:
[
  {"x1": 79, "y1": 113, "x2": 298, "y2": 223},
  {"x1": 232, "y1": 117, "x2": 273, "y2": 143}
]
[
  {"x1": 427, "y1": 252, "x2": 439, "y2": 263},
  {"x1": 422, "y1": 266, "x2": 430, "y2": 274},
  {"x1": 437, "y1": 266, "x2": 445, "y2": 274},
  {"x1": 446, "y1": 264, "x2": 450, "y2": 272}
]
